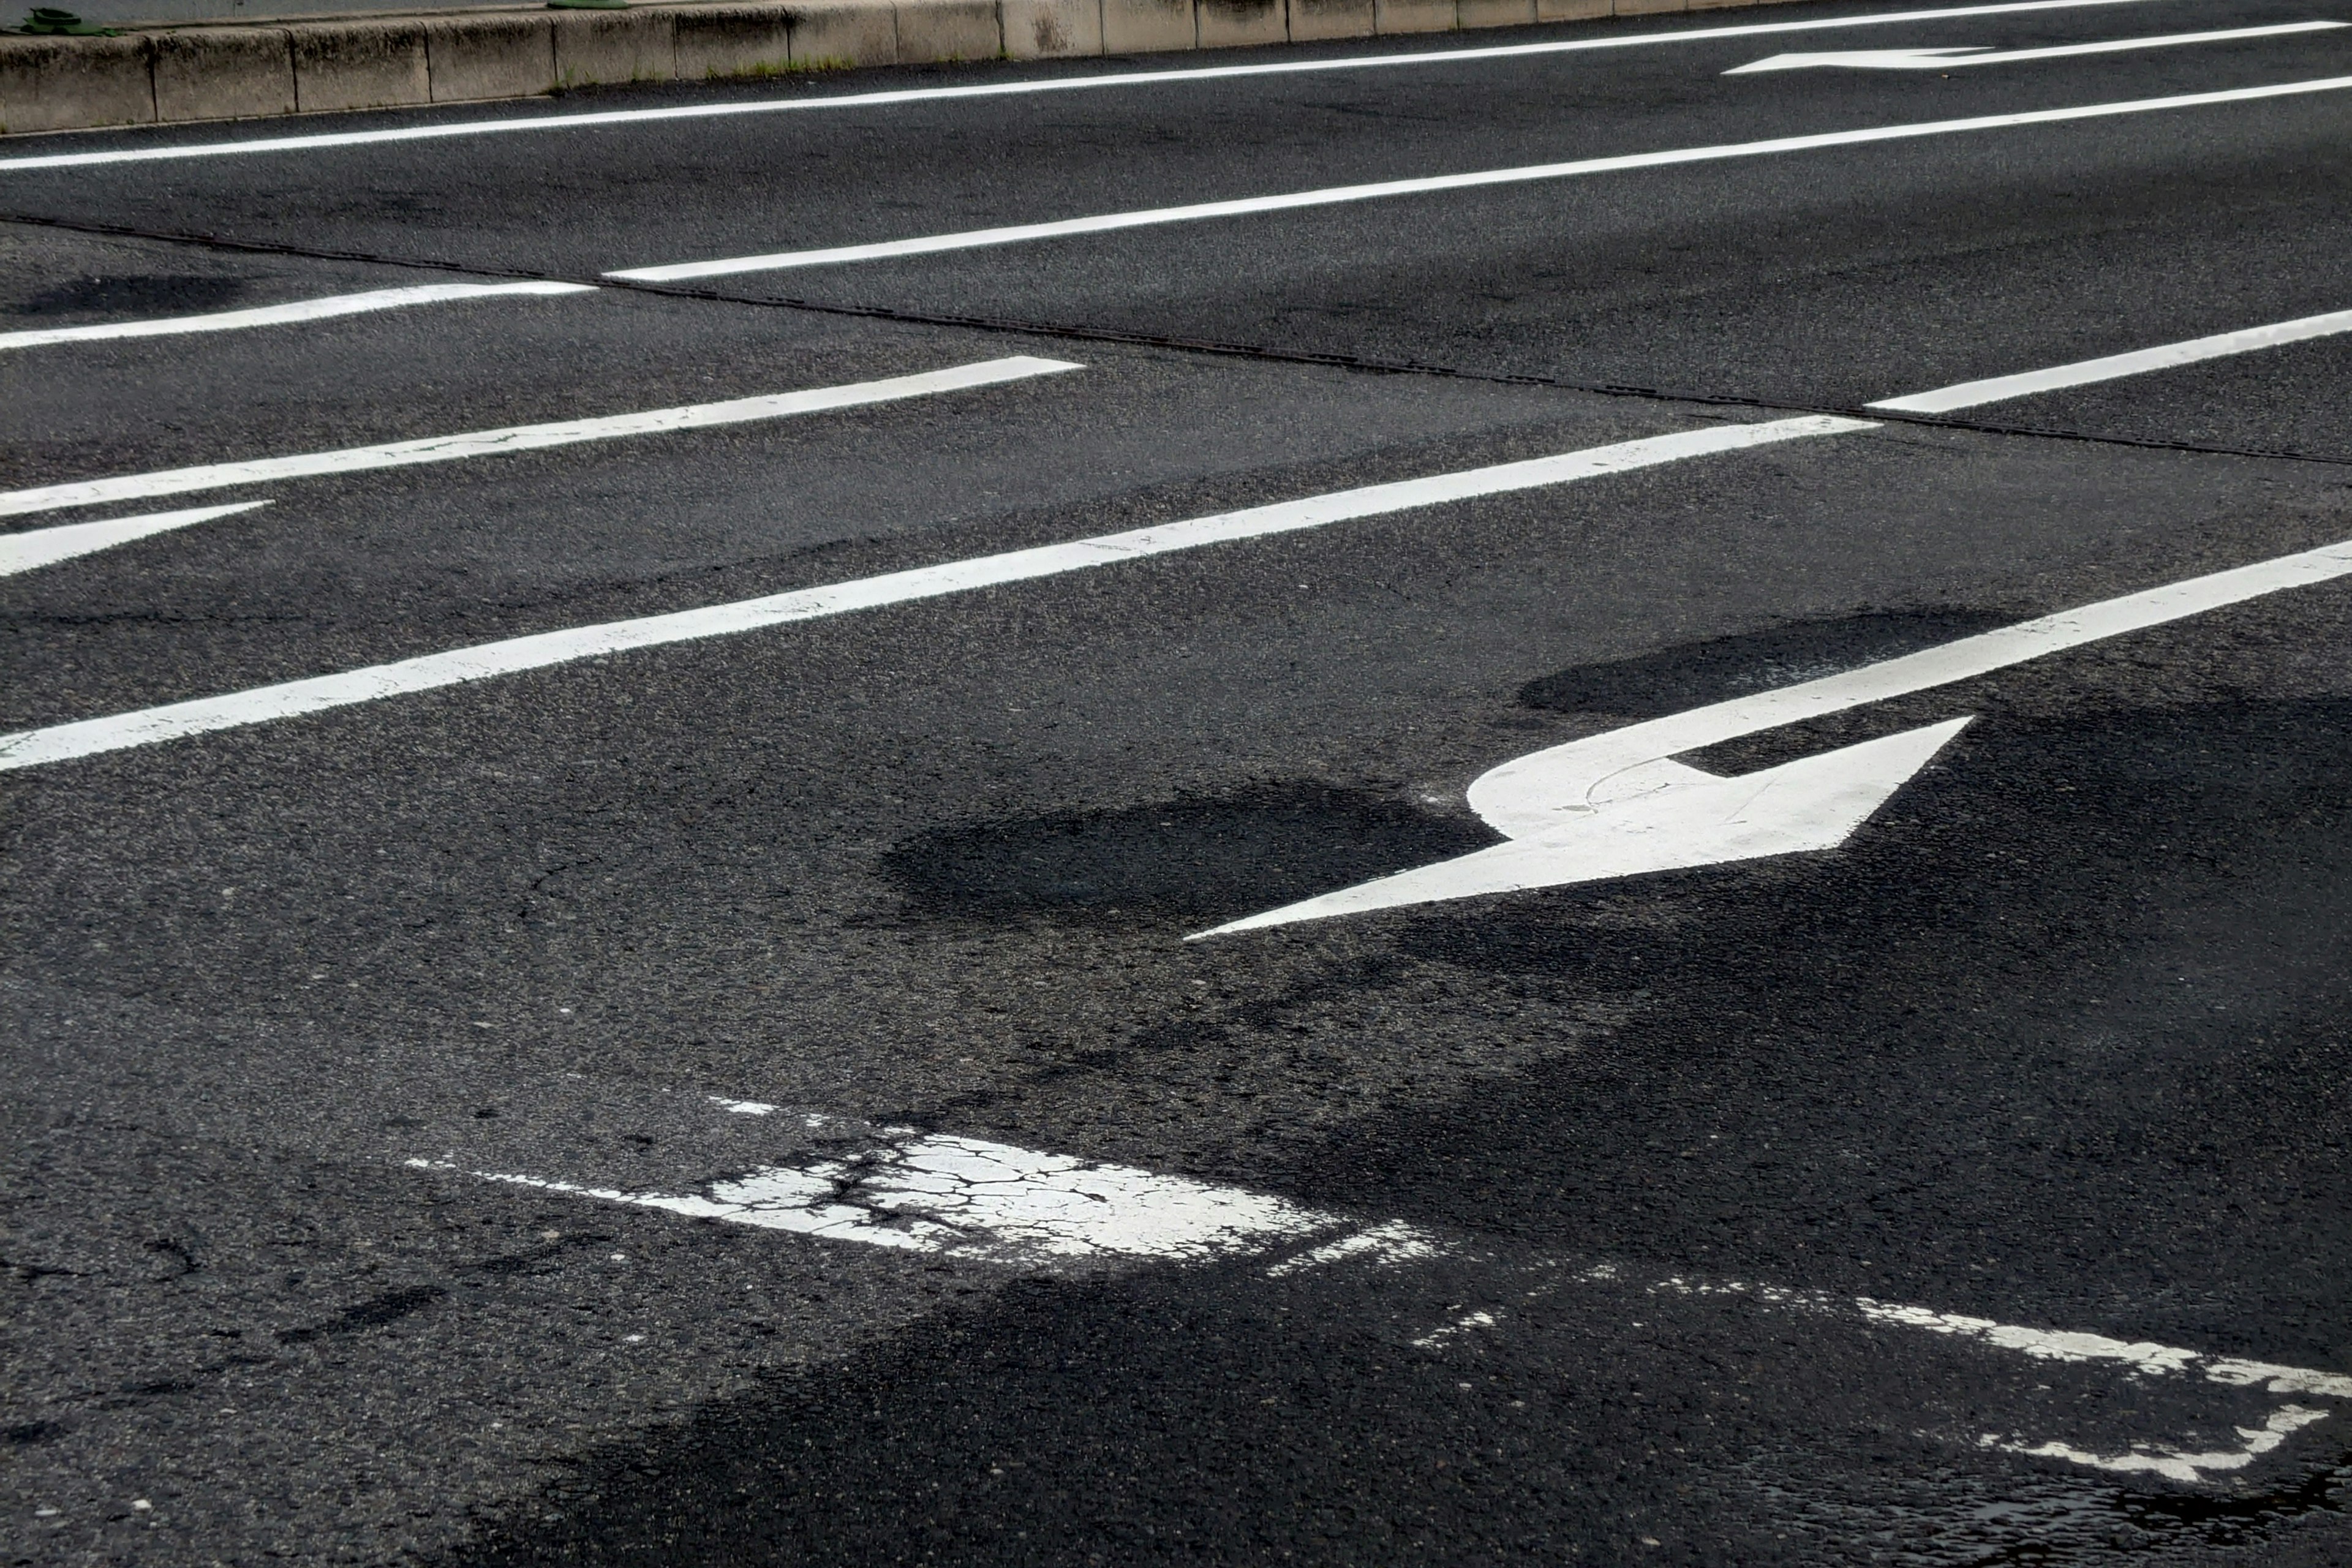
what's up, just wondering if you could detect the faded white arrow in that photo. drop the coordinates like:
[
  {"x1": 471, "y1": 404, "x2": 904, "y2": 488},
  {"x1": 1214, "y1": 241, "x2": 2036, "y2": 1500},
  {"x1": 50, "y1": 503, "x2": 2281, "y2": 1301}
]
[
  {"x1": 1725, "y1": 20, "x2": 2345, "y2": 72},
  {"x1": 1191, "y1": 533, "x2": 2352, "y2": 938}
]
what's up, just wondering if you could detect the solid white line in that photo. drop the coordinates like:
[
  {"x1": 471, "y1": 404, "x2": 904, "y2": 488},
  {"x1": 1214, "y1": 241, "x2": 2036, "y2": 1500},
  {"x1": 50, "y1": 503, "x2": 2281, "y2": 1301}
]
[
  {"x1": 0, "y1": 0, "x2": 2176, "y2": 174},
  {"x1": 0, "y1": 417, "x2": 1868, "y2": 771},
  {"x1": 1868, "y1": 306, "x2": 2352, "y2": 412},
  {"x1": 0, "y1": 356, "x2": 1081, "y2": 519},
  {"x1": 0, "y1": 502, "x2": 272, "y2": 576},
  {"x1": 1724, "y1": 19, "x2": 2348, "y2": 72},
  {"x1": 606, "y1": 75, "x2": 2352, "y2": 279},
  {"x1": 0, "y1": 282, "x2": 594, "y2": 353}
]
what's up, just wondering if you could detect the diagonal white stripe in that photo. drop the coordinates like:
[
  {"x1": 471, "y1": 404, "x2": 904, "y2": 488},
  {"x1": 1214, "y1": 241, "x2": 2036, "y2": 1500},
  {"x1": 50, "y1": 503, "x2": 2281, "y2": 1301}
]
[
  {"x1": 0, "y1": 282, "x2": 594, "y2": 353},
  {"x1": 1868, "y1": 307, "x2": 2352, "y2": 412},
  {"x1": 607, "y1": 75, "x2": 2352, "y2": 280},
  {"x1": 0, "y1": 0, "x2": 2173, "y2": 175},
  {"x1": 0, "y1": 502, "x2": 273, "y2": 577},
  {"x1": 0, "y1": 356, "x2": 1082, "y2": 518},
  {"x1": 0, "y1": 417, "x2": 1870, "y2": 772}
]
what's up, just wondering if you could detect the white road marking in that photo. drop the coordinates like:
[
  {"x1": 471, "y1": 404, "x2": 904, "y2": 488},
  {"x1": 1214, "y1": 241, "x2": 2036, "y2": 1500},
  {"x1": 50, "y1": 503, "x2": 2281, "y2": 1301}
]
[
  {"x1": 1195, "y1": 529, "x2": 2352, "y2": 935},
  {"x1": 0, "y1": 282, "x2": 594, "y2": 353},
  {"x1": 0, "y1": 416, "x2": 1863, "y2": 772},
  {"x1": 1987, "y1": 1404, "x2": 2329, "y2": 1483},
  {"x1": 607, "y1": 75, "x2": 2352, "y2": 280},
  {"x1": 0, "y1": 356, "x2": 1078, "y2": 520},
  {"x1": 0, "y1": 0, "x2": 2176, "y2": 175},
  {"x1": 1726, "y1": 20, "x2": 2346, "y2": 73},
  {"x1": 416, "y1": 1092, "x2": 2352, "y2": 1485},
  {"x1": 0, "y1": 501, "x2": 270, "y2": 577},
  {"x1": 1868, "y1": 306, "x2": 2352, "y2": 412},
  {"x1": 412, "y1": 1132, "x2": 1344, "y2": 1266}
]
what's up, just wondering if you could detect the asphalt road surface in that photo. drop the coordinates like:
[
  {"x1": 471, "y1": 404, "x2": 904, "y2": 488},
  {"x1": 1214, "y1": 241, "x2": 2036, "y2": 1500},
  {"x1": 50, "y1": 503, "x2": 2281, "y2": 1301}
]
[{"x1": 7, "y1": 0, "x2": 2352, "y2": 1561}]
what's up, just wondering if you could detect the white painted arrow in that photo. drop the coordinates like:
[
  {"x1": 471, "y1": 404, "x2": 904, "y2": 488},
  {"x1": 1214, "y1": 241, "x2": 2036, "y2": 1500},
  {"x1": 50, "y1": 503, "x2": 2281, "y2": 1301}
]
[
  {"x1": 1191, "y1": 533, "x2": 2352, "y2": 938},
  {"x1": 1725, "y1": 20, "x2": 2345, "y2": 72}
]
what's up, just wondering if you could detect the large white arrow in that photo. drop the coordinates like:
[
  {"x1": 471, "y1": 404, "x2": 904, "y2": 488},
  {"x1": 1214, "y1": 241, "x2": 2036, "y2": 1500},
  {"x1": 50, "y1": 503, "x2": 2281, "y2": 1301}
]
[
  {"x1": 1726, "y1": 20, "x2": 2345, "y2": 72},
  {"x1": 1191, "y1": 533, "x2": 2352, "y2": 938}
]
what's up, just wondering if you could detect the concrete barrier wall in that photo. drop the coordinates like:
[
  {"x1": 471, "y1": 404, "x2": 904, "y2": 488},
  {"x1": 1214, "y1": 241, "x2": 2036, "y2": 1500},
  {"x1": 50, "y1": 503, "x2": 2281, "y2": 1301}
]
[{"x1": 1, "y1": 0, "x2": 1810, "y2": 136}]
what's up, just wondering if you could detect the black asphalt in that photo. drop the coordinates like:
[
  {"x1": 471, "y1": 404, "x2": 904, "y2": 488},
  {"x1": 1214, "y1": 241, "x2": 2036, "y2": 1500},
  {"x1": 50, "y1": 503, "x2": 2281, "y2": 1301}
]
[{"x1": 7, "y1": 1, "x2": 2352, "y2": 1562}]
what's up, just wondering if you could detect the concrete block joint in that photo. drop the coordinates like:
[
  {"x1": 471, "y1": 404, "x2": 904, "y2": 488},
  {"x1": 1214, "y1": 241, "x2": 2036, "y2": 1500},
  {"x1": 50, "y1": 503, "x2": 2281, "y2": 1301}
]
[{"x1": 1, "y1": 0, "x2": 1813, "y2": 135}]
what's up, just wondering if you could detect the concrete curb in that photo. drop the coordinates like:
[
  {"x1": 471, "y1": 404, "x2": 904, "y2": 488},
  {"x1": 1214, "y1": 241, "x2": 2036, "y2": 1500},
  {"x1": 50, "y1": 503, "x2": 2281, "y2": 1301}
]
[{"x1": 1, "y1": 0, "x2": 1809, "y2": 135}]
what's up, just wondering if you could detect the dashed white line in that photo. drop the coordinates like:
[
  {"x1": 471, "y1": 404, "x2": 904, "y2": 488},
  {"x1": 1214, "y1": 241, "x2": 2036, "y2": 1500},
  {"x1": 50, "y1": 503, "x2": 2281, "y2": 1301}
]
[
  {"x1": 0, "y1": 0, "x2": 2176, "y2": 174},
  {"x1": 0, "y1": 356, "x2": 1080, "y2": 519},
  {"x1": 0, "y1": 282, "x2": 594, "y2": 353},
  {"x1": 1868, "y1": 306, "x2": 2352, "y2": 412},
  {"x1": 0, "y1": 501, "x2": 271, "y2": 577},
  {"x1": 0, "y1": 416, "x2": 1864, "y2": 772},
  {"x1": 1725, "y1": 19, "x2": 2348, "y2": 74},
  {"x1": 606, "y1": 76, "x2": 2352, "y2": 280}
]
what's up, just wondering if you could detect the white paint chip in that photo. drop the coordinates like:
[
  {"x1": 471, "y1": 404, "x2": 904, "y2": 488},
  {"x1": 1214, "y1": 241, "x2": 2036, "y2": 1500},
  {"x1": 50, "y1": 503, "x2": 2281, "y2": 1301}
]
[
  {"x1": 0, "y1": 356, "x2": 1080, "y2": 519},
  {"x1": 0, "y1": 282, "x2": 594, "y2": 353}
]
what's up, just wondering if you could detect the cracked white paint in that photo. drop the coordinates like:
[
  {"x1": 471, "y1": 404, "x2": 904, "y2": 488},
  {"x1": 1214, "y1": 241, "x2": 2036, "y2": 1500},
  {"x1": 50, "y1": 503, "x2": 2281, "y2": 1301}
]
[
  {"x1": 1264, "y1": 1219, "x2": 1447, "y2": 1278},
  {"x1": 413, "y1": 1099, "x2": 2352, "y2": 1489},
  {"x1": 1983, "y1": 1404, "x2": 2330, "y2": 1484},
  {"x1": 411, "y1": 1131, "x2": 1337, "y2": 1267},
  {"x1": 1859, "y1": 1302, "x2": 2202, "y2": 1376}
]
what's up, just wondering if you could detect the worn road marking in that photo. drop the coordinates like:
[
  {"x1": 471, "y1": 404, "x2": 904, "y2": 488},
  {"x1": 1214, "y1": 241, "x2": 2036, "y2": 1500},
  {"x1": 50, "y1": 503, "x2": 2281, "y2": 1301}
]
[
  {"x1": 0, "y1": 416, "x2": 1863, "y2": 772},
  {"x1": 1727, "y1": 19, "x2": 2346, "y2": 73},
  {"x1": 1196, "y1": 530, "x2": 2352, "y2": 935},
  {"x1": 415, "y1": 1128, "x2": 1336, "y2": 1265},
  {"x1": 608, "y1": 75, "x2": 2352, "y2": 279},
  {"x1": 411, "y1": 1090, "x2": 2352, "y2": 1487},
  {"x1": 1868, "y1": 306, "x2": 2352, "y2": 412},
  {"x1": 0, "y1": 0, "x2": 2175, "y2": 175},
  {"x1": 0, "y1": 356, "x2": 1079, "y2": 519},
  {"x1": 0, "y1": 501, "x2": 271, "y2": 577},
  {"x1": 0, "y1": 282, "x2": 594, "y2": 353}
]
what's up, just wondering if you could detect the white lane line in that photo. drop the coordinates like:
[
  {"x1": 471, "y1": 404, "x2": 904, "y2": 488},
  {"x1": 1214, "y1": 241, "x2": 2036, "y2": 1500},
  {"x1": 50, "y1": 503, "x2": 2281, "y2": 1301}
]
[
  {"x1": 0, "y1": 0, "x2": 2175, "y2": 175},
  {"x1": 0, "y1": 501, "x2": 271, "y2": 577},
  {"x1": 0, "y1": 356, "x2": 1079, "y2": 519},
  {"x1": 1196, "y1": 527, "x2": 2352, "y2": 934},
  {"x1": 0, "y1": 416, "x2": 1866, "y2": 772},
  {"x1": 0, "y1": 282, "x2": 594, "y2": 353},
  {"x1": 1726, "y1": 19, "x2": 2348, "y2": 73},
  {"x1": 1868, "y1": 306, "x2": 2352, "y2": 412},
  {"x1": 607, "y1": 75, "x2": 2352, "y2": 280},
  {"x1": 413, "y1": 1093, "x2": 2352, "y2": 1485}
]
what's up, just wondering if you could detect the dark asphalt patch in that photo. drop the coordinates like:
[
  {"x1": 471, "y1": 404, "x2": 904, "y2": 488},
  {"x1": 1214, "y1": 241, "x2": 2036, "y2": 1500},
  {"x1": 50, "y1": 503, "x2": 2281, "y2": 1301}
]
[
  {"x1": 9, "y1": 271, "x2": 252, "y2": 318},
  {"x1": 1516, "y1": 608, "x2": 2016, "y2": 720},
  {"x1": 879, "y1": 782, "x2": 1495, "y2": 924}
]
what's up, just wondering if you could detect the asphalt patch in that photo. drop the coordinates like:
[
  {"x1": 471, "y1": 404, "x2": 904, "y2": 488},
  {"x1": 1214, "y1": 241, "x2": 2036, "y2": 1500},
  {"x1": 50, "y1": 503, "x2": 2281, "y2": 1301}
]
[
  {"x1": 9, "y1": 271, "x2": 252, "y2": 319},
  {"x1": 880, "y1": 782, "x2": 1495, "y2": 924}
]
